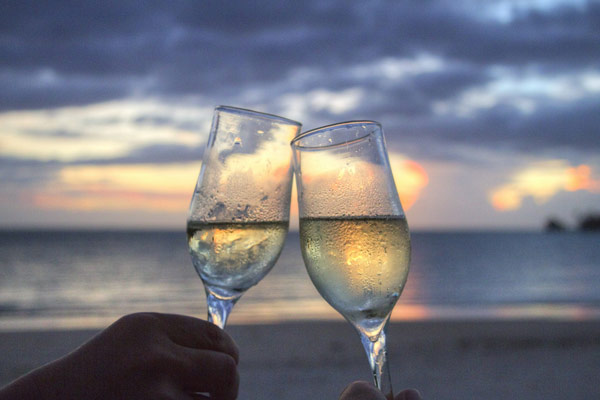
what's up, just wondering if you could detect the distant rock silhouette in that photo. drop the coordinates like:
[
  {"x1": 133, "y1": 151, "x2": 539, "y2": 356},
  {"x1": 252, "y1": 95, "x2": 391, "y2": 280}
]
[
  {"x1": 544, "y1": 218, "x2": 567, "y2": 232},
  {"x1": 578, "y1": 214, "x2": 600, "y2": 231}
]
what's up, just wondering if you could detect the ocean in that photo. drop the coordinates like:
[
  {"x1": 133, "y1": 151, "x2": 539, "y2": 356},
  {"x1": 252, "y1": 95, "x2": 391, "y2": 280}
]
[{"x1": 0, "y1": 229, "x2": 599, "y2": 331}]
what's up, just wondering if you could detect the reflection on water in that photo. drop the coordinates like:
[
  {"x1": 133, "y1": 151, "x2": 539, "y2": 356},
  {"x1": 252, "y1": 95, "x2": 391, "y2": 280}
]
[{"x1": 0, "y1": 230, "x2": 599, "y2": 330}]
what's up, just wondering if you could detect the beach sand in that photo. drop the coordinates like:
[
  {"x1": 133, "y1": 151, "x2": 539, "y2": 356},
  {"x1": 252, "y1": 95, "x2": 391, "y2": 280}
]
[{"x1": 1, "y1": 319, "x2": 599, "y2": 399}]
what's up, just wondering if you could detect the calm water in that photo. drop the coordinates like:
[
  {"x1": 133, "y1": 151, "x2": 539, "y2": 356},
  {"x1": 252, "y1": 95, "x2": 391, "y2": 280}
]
[{"x1": 0, "y1": 230, "x2": 599, "y2": 330}]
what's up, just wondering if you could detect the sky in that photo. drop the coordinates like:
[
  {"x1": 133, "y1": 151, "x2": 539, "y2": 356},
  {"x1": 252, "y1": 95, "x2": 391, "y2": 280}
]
[{"x1": 1, "y1": 0, "x2": 599, "y2": 230}]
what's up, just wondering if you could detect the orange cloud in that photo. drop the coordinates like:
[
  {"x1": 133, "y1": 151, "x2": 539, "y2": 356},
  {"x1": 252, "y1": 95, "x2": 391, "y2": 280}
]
[
  {"x1": 33, "y1": 189, "x2": 190, "y2": 212},
  {"x1": 565, "y1": 165, "x2": 600, "y2": 192},
  {"x1": 490, "y1": 186, "x2": 522, "y2": 211},
  {"x1": 30, "y1": 156, "x2": 428, "y2": 221},
  {"x1": 32, "y1": 163, "x2": 200, "y2": 213},
  {"x1": 389, "y1": 156, "x2": 429, "y2": 211},
  {"x1": 490, "y1": 160, "x2": 600, "y2": 211}
]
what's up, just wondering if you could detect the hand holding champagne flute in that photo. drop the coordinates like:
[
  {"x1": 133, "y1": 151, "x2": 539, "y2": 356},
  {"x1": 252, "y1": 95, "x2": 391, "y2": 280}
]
[
  {"x1": 292, "y1": 121, "x2": 411, "y2": 398},
  {"x1": 187, "y1": 106, "x2": 301, "y2": 329}
]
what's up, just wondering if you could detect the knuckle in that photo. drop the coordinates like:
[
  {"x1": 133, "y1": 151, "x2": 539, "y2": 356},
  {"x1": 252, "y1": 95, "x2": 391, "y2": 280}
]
[
  {"x1": 129, "y1": 312, "x2": 161, "y2": 324},
  {"x1": 147, "y1": 346, "x2": 173, "y2": 365},
  {"x1": 219, "y1": 354, "x2": 238, "y2": 381},
  {"x1": 116, "y1": 312, "x2": 160, "y2": 331},
  {"x1": 203, "y1": 322, "x2": 238, "y2": 361},
  {"x1": 131, "y1": 346, "x2": 173, "y2": 374},
  {"x1": 114, "y1": 313, "x2": 163, "y2": 340},
  {"x1": 212, "y1": 326, "x2": 237, "y2": 350},
  {"x1": 205, "y1": 322, "x2": 226, "y2": 348},
  {"x1": 127, "y1": 351, "x2": 179, "y2": 391},
  {"x1": 214, "y1": 354, "x2": 239, "y2": 399}
]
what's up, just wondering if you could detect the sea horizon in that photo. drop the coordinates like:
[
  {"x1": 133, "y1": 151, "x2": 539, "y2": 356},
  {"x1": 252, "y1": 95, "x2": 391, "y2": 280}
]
[
  {"x1": 1, "y1": 229, "x2": 599, "y2": 331},
  {"x1": 0, "y1": 225, "x2": 579, "y2": 233}
]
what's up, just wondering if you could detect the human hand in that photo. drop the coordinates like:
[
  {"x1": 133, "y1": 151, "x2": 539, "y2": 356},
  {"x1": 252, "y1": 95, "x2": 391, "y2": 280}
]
[
  {"x1": 339, "y1": 381, "x2": 422, "y2": 400},
  {"x1": 0, "y1": 313, "x2": 239, "y2": 400}
]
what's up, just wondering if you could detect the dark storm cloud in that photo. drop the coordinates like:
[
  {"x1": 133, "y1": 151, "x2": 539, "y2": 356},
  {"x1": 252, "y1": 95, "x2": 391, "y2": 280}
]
[
  {"x1": 382, "y1": 96, "x2": 600, "y2": 158},
  {"x1": 1, "y1": 0, "x2": 599, "y2": 159},
  {"x1": 389, "y1": 2, "x2": 600, "y2": 68},
  {"x1": 367, "y1": 64, "x2": 492, "y2": 117},
  {"x1": 0, "y1": 69, "x2": 131, "y2": 110},
  {"x1": 516, "y1": 97, "x2": 600, "y2": 150},
  {"x1": 2, "y1": 1, "x2": 597, "y2": 102}
]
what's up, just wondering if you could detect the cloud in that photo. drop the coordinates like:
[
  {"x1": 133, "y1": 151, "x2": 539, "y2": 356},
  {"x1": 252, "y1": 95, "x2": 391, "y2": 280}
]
[
  {"x1": 0, "y1": 157, "x2": 62, "y2": 187},
  {"x1": 0, "y1": 99, "x2": 211, "y2": 162},
  {"x1": 388, "y1": 155, "x2": 429, "y2": 212},
  {"x1": 418, "y1": 95, "x2": 600, "y2": 154},
  {"x1": 2, "y1": 1, "x2": 598, "y2": 107},
  {"x1": 30, "y1": 162, "x2": 200, "y2": 213},
  {"x1": 1, "y1": 0, "x2": 599, "y2": 231},
  {"x1": 489, "y1": 160, "x2": 600, "y2": 211}
]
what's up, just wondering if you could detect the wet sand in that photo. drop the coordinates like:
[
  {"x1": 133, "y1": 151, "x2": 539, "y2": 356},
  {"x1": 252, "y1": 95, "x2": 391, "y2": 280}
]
[{"x1": 1, "y1": 319, "x2": 599, "y2": 399}]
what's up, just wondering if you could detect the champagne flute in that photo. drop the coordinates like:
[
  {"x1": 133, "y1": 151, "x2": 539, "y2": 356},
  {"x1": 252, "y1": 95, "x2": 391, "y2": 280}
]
[
  {"x1": 187, "y1": 106, "x2": 301, "y2": 329},
  {"x1": 291, "y1": 121, "x2": 411, "y2": 398}
]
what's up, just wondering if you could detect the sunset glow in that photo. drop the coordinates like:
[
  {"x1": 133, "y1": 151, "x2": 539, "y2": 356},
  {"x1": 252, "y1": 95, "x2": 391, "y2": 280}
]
[
  {"x1": 26, "y1": 154, "x2": 428, "y2": 220},
  {"x1": 389, "y1": 155, "x2": 429, "y2": 211},
  {"x1": 565, "y1": 165, "x2": 600, "y2": 192},
  {"x1": 32, "y1": 163, "x2": 200, "y2": 212},
  {"x1": 490, "y1": 161, "x2": 600, "y2": 211}
]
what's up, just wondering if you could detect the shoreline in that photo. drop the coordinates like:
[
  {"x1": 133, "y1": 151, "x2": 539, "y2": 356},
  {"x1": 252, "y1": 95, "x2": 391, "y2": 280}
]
[
  {"x1": 2, "y1": 301, "x2": 599, "y2": 333},
  {"x1": 2, "y1": 319, "x2": 599, "y2": 399}
]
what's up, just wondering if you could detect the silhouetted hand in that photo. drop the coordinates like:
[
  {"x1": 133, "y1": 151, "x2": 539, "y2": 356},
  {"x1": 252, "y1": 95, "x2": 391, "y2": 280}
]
[
  {"x1": 0, "y1": 313, "x2": 239, "y2": 400},
  {"x1": 339, "y1": 381, "x2": 422, "y2": 400}
]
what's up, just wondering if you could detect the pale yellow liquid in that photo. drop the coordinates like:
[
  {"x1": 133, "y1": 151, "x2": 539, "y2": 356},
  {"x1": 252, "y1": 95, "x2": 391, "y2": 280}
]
[
  {"x1": 300, "y1": 216, "x2": 410, "y2": 335},
  {"x1": 187, "y1": 221, "x2": 288, "y2": 297}
]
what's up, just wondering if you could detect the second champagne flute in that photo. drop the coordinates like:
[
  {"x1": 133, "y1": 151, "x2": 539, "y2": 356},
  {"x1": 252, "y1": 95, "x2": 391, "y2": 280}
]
[
  {"x1": 187, "y1": 106, "x2": 301, "y2": 329},
  {"x1": 292, "y1": 121, "x2": 411, "y2": 398}
]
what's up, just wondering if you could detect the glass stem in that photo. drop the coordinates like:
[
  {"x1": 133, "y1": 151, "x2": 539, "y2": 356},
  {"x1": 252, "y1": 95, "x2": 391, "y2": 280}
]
[
  {"x1": 205, "y1": 290, "x2": 241, "y2": 329},
  {"x1": 358, "y1": 326, "x2": 393, "y2": 399}
]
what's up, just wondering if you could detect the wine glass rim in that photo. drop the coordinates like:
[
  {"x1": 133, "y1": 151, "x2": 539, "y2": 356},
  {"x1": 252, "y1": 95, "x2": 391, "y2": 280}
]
[
  {"x1": 291, "y1": 120, "x2": 381, "y2": 149},
  {"x1": 215, "y1": 105, "x2": 302, "y2": 127}
]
